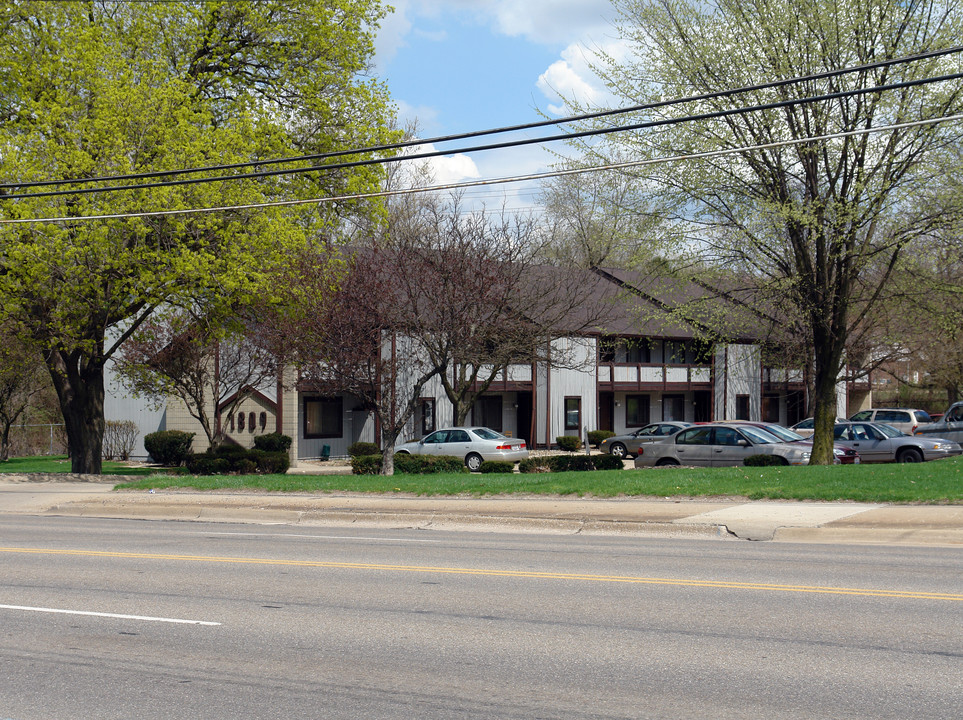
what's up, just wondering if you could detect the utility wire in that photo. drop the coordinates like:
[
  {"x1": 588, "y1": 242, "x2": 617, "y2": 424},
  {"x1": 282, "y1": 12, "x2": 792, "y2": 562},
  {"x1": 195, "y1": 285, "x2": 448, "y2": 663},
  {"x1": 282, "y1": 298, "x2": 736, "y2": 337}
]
[
  {"x1": 5, "y1": 114, "x2": 959, "y2": 225},
  {"x1": 3, "y1": 67, "x2": 962, "y2": 202},
  {"x1": 1, "y1": 44, "x2": 960, "y2": 197}
]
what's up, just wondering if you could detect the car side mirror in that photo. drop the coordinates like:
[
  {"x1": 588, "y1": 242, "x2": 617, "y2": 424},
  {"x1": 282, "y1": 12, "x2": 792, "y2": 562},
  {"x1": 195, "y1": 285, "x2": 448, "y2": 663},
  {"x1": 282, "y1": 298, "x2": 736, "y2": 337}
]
[{"x1": 737, "y1": 439, "x2": 749, "y2": 447}]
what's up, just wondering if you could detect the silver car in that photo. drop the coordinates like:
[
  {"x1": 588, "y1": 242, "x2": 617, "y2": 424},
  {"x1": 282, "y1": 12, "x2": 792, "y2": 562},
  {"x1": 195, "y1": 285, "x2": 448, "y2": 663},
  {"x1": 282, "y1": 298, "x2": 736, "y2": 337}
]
[
  {"x1": 395, "y1": 427, "x2": 529, "y2": 471},
  {"x1": 633, "y1": 423, "x2": 812, "y2": 467},
  {"x1": 915, "y1": 402, "x2": 963, "y2": 444},
  {"x1": 832, "y1": 421, "x2": 961, "y2": 463},
  {"x1": 599, "y1": 421, "x2": 693, "y2": 459}
]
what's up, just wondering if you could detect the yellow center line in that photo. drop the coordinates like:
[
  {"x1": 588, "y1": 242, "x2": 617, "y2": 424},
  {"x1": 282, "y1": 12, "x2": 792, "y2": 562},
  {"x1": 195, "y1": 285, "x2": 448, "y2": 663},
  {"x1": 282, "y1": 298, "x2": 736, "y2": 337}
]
[{"x1": 3, "y1": 547, "x2": 961, "y2": 601}]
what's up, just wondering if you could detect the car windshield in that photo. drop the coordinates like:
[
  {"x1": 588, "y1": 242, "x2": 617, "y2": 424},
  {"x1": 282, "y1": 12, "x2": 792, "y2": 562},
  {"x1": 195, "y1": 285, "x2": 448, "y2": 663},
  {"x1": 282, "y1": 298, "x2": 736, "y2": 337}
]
[
  {"x1": 472, "y1": 428, "x2": 507, "y2": 441},
  {"x1": 737, "y1": 426, "x2": 782, "y2": 444},
  {"x1": 874, "y1": 423, "x2": 905, "y2": 438},
  {"x1": 761, "y1": 425, "x2": 805, "y2": 441}
]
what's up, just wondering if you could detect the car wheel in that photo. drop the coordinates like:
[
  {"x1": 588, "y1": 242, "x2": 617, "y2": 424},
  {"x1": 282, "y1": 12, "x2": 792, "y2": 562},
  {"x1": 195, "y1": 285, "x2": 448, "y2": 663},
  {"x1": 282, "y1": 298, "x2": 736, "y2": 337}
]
[
  {"x1": 655, "y1": 457, "x2": 680, "y2": 467},
  {"x1": 609, "y1": 443, "x2": 628, "y2": 459},
  {"x1": 897, "y1": 448, "x2": 923, "y2": 463},
  {"x1": 465, "y1": 453, "x2": 483, "y2": 472}
]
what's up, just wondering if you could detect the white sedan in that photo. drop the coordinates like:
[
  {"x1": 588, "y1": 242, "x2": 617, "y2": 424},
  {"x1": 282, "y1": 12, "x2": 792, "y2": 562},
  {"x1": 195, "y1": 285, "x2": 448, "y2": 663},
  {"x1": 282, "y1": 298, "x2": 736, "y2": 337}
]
[{"x1": 395, "y1": 427, "x2": 529, "y2": 471}]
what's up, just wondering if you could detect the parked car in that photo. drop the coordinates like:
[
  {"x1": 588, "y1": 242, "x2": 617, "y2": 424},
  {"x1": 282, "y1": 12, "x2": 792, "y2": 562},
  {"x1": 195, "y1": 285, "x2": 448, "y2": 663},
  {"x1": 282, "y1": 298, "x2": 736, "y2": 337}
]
[
  {"x1": 848, "y1": 408, "x2": 932, "y2": 435},
  {"x1": 832, "y1": 421, "x2": 962, "y2": 463},
  {"x1": 732, "y1": 421, "x2": 859, "y2": 464},
  {"x1": 914, "y1": 401, "x2": 963, "y2": 443},
  {"x1": 599, "y1": 421, "x2": 693, "y2": 458},
  {"x1": 394, "y1": 427, "x2": 528, "y2": 471},
  {"x1": 633, "y1": 423, "x2": 812, "y2": 467},
  {"x1": 789, "y1": 417, "x2": 844, "y2": 438}
]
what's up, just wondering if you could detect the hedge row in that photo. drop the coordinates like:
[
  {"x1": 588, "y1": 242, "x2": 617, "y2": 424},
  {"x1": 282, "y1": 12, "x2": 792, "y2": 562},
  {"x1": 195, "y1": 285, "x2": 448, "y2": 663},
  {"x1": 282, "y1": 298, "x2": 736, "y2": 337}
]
[
  {"x1": 186, "y1": 446, "x2": 291, "y2": 475},
  {"x1": 519, "y1": 454, "x2": 624, "y2": 473},
  {"x1": 350, "y1": 454, "x2": 470, "y2": 475}
]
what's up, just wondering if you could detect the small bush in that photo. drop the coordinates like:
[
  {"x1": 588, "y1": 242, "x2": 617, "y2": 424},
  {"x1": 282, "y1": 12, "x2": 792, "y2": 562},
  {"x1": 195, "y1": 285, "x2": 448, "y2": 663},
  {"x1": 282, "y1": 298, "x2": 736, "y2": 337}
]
[
  {"x1": 348, "y1": 441, "x2": 380, "y2": 457},
  {"x1": 144, "y1": 430, "x2": 195, "y2": 467},
  {"x1": 393, "y1": 454, "x2": 468, "y2": 474},
  {"x1": 555, "y1": 435, "x2": 582, "y2": 452},
  {"x1": 587, "y1": 430, "x2": 615, "y2": 448},
  {"x1": 252, "y1": 450, "x2": 290, "y2": 474},
  {"x1": 518, "y1": 458, "x2": 552, "y2": 473},
  {"x1": 479, "y1": 460, "x2": 515, "y2": 474},
  {"x1": 592, "y1": 454, "x2": 625, "y2": 471},
  {"x1": 103, "y1": 420, "x2": 139, "y2": 461},
  {"x1": 351, "y1": 454, "x2": 383, "y2": 475},
  {"x1": 744, "y1": 454, "x2": 785, "y2": 466},
  {"x1": 185, "y1": 454, "x2": 231, "y2": 475},
  {"x1": 253, "y1": 433, "x2": 292, "y2": 453},
  {"x1": 519, "y1": 454, "x2": 623, "y2": 473}
]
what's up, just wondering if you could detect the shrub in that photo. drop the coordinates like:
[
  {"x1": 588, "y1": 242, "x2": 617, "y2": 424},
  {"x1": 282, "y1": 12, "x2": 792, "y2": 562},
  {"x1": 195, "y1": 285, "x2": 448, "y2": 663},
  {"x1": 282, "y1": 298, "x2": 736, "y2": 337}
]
[
  {"x1": 592, "y1": 454, "x2": 625, "y2": 471},
  {"x1": 185, "y1": 454, "x2": 230, "y2": 475},
  {"x1": 144, "y1": 430, "x2": 195, "y2": 467},
  {"x1": 744, "y1": 454, "x2": 785, "y2": 466},
  {"x1": 103, "y1": 420, "x2": 139, "y2": 461},
  {"x1": 519, "y1": 454, "x2": 623, "y2": 473},
  {"x1": 479, "y1": 460, "x2": 515, "y2": 474},
  {"x1": 555, "y1": 435, "x2": 582, "y2": 452},
  {"x1": 393, "y1": 454, "x2": 468, "y2": 474},
  {"x1": 587, "y1": 430, "x2": 615, "y2": 448},
  {"x1": 252, "y1": 450, "x2": 290, "y2": 474},
  {"x1": 253, "y1": 433, "x2": 292, "y2": 453},
  {"x1": 351, "y1": 454, "x2": 383, "y2": 475},
  {"x1": 348, "y1": 441, "x2": 380, "y2": 457}
]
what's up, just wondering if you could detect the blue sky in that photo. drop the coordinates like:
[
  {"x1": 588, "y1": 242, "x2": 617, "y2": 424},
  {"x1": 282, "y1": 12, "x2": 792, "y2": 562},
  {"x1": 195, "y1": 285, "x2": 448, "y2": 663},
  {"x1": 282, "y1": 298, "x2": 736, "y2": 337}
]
[{"x1": 374, "y1": 0, "x2": 622, "y2": 208}]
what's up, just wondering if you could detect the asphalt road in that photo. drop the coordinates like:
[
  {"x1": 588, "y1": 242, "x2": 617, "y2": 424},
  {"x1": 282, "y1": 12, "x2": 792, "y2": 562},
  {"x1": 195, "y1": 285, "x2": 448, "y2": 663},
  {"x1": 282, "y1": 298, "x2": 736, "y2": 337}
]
[{"x1": 2, "y1": 515, "x2": 962, "y2": 719}]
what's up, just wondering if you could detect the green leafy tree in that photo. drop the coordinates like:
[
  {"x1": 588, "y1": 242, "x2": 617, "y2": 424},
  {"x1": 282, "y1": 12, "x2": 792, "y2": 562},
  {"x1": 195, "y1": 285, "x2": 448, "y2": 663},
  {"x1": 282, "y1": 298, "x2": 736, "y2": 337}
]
[
  {"x1": 0, "y1": 1, "x2": 397, "y2": 472},
  {"x1": 562, "y1": 0, "x2": 963, "y2": 463}
]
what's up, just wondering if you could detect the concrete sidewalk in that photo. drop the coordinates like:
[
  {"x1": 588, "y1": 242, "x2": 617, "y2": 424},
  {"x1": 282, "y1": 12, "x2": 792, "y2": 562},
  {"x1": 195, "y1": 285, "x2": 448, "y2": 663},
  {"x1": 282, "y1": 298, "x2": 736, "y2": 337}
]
[{"x1": 2, "y1": 479, "x2": 963, "y2": 545}]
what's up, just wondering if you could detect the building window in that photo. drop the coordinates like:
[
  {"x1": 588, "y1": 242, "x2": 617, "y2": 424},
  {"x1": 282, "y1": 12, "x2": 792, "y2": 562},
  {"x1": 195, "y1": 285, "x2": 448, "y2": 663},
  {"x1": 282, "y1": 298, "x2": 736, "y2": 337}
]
[
  {"x1": 662, "y1": 394, "x2": 685, "y2": 421},
  {"x1": 736, "y1": 395, "x2": 750, "y2": 420},
  {"x1": 419, "y1": 398, "x2": 435, "y2": 436},
  {"x1": 248, "y1": 411, "x2": 256, "y2": 433},
  {"x1": 259, "y1": 412, "x2": 267, "y2": 431},
  {"x1": 238, "y1": 412, "x2": 245, "y2": 431},
  {"x1": 227, "y1": 414, "x2": 235, "y2": 432},
  {"x1": 304, "y1": 396, "x2": 343, "y2": 438},
  {"x1": 564, "y1": 397, "x2": 581, "y2": 430},
  {"x1": 626, "y1": 395, "x2": 650, "y2": 427}
]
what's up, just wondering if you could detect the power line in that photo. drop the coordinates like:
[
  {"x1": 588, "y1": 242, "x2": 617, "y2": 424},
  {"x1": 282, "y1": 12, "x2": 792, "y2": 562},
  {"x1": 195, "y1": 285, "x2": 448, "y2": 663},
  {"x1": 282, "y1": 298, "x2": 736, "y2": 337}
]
[
  {"x1": 3, "y1": 67, "x2": 962, "y2": 202},
  {"x1": 5, "y1": 114, "x2": 959, "y2": 225},
  {"x1": 1, "y1": 44, "x2": 960, "y2": 199}
]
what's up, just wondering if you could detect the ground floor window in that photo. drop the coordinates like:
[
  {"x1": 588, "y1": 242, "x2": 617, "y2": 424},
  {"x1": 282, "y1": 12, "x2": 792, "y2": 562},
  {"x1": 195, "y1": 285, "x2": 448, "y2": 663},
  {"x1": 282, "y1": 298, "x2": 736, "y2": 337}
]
[
  {"x1": 762, "y1": 394, "x2": 780, "y2": 424},
  {"x1": 626, "y1": 394, "x2": 650, "y2": 427},
  {"x1": 736, "y1": 394, "x2": 750, "y2": 421},
  {"x1": 564, "y1": 397, "x2": 581, "y2": 430},
  {"x1": 304, "y1": 396, "x2": 343, "y2": 438},
  {"x1": 419, "y1": 398, "x2": 435, "y2": 436}
]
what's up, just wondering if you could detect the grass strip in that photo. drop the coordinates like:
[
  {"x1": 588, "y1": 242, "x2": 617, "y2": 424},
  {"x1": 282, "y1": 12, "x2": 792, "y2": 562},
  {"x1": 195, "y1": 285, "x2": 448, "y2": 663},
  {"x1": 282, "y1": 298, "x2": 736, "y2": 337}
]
[{"x1": 108, "y1": 456, "x2": 963, "y2": 504}]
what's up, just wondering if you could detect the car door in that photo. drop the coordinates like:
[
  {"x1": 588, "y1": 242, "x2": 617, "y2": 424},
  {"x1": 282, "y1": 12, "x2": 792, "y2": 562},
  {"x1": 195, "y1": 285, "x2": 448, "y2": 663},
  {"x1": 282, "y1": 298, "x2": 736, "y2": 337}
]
[
  {"x1": 418, "y1": 430, "x2": 449, "y2": 457},
  {"x1": 709, "y1": 426, "x2": 754, "y2": 466},
  {"x1": 671, "y1": 427, "x2": 715, "y2": 466},
  {"x1": 443, "y1": 429, "x2": 474, "y2": 459},
  {"x1": 841, "y1": 423, "x2": 890, "y2": 462},
  {"x1": 629, "y1": 424, "x2": 664, "y2": 453}
]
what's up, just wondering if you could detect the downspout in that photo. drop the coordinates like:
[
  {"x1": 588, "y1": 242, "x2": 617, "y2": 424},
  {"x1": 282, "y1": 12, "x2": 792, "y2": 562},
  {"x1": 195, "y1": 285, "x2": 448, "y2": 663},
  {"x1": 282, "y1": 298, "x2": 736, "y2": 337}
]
[
  {"x1": 723, "y1": 344, "x2": 729, "y2": 421},
  {"x1": 275, "y1": 364, "x2": 284, "y2": 434}
]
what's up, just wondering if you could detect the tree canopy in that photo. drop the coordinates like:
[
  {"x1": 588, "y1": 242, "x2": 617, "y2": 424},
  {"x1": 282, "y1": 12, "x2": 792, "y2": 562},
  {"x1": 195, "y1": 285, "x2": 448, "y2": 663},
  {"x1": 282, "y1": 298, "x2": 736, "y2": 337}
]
[
  {"x1": 561, "y1": 0, "x2": 963, "y2": 462},
  {"x1": 0, "y1": 1, "x2": 397, "y2": 472}
]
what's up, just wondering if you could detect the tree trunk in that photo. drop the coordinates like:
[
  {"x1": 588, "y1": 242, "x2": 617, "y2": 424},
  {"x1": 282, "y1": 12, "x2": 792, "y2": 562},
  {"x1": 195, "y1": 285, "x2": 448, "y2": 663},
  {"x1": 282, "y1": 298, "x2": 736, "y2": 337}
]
[
  {"x1": 808, "y1": 327, "x2": 844, "y2": 466},
  {"x1": 0, "y1": 421, "x2": 11, "y2": 462},
  {"x1": 45, "y1": 350, "x2": 106, "y2": 475}
]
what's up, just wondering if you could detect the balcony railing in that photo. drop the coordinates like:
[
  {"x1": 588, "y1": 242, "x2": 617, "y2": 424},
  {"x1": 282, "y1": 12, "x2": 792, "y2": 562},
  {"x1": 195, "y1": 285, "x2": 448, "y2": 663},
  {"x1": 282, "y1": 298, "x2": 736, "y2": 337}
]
[{"x1": 598, "y1": 363, "x2": 711, "y2": 386}]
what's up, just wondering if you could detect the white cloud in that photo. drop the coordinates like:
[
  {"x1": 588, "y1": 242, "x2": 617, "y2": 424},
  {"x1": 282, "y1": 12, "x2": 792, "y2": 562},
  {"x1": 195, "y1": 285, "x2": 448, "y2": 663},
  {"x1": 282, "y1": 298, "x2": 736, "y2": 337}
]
[
  {"x1": 398, "y1": 143, "x2": 482, "y2": 187},
  {"x1": 537, "y1": 39, "x2": 631, "y2": 114}
]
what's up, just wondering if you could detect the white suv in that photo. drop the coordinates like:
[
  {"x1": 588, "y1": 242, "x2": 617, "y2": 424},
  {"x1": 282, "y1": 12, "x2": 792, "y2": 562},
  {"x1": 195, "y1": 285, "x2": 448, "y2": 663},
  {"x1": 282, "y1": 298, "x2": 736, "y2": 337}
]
[{"x1": 848, "y1": 408, "x2": 932, "y2": 435}]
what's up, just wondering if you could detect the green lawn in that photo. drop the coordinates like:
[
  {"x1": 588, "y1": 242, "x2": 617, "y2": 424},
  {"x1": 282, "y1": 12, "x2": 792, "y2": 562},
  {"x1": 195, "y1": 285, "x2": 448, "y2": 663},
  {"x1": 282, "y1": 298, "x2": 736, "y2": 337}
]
[
  {"x1": 0, "y1": 455, "x2": 158, "y2": 476},
  {"x1": 106, "y1": 455, "x2": 963, "y2": 504},
  {"x1": 6, "y1": 454, "x2": 963, "y2": 503}
]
